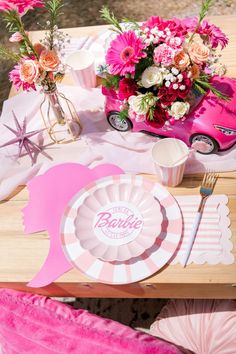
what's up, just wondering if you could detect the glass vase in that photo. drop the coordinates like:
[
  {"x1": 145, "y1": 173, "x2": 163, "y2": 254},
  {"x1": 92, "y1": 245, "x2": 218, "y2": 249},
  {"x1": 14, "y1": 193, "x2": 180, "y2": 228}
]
[{"x1": 40, "y1": 83, "x2": 82, "y2": 144}]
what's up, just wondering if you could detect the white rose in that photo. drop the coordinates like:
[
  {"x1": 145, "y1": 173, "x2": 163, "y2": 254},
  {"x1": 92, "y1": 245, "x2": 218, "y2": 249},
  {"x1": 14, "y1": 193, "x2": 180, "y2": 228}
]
[
  {"x1": 141, "y1": 66, "x2": 163, "y2": 88},
  {"x1": 128, "y1": 95, "x2": 149, "y2": 115},
  {"x1": 169, "y1": 101, "x2": 190, "y2": 119}
]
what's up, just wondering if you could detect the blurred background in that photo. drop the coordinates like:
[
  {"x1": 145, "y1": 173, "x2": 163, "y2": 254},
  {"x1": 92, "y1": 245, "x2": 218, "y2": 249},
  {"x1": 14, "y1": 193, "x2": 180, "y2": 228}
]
[{"x1": 0, "y1": 0, "x2": 234, "y2": 112}]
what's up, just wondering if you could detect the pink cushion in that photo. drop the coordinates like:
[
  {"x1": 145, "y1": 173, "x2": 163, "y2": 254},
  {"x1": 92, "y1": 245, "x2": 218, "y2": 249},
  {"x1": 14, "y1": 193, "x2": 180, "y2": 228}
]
[
  {"x1": 0, "y1": 289, "x2": 182, "y2": 354},
  {"x1": 150, "y1": 299, "x2": 236, "y2": 354}
]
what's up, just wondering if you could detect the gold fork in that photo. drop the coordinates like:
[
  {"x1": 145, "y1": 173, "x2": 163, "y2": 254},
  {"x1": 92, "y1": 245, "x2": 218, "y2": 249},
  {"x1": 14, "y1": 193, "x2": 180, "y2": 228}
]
[{"x1": 183, "y1": 171, "x2": 218, "y2": 267}]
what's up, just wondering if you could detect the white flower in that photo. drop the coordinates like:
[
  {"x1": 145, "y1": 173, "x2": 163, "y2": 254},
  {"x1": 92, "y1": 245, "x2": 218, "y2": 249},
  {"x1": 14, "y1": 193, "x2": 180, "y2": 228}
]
[
  {"x1": 128, "y1": 95, "x2": 149, "y2": 115},
  {"x1": 141, "y1": 66, "x2": 163, "y2": 88},
  {"x1": 177, "y1": 73, "x2": 183, "y2": 81},
  {"x1": 171, "y1": 67, "x2": 179, "y2": 75},
  {"x1": 169, "y1": 101, "x2": 190, "y2": 119},
  {"x1": 173, "y1": 83, "x2": 179, "y2": 90},
  {"x1": 165, "y1": 81, "x2": 171, "y2": 87}
]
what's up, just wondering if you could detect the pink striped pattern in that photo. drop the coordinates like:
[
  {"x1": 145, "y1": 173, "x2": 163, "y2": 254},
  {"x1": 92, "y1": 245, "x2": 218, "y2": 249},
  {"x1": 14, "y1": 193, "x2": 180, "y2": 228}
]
[
  {"x1": 72, "y1": 62, "x2": 96, "y2": 89},
  {"x1": 159, "y1": 162, "x2": 186, "y2": 187},
  {"x1": 60, "y1": 175, "x2": 182, "y2": 284},
  {"x1": 171, "y1": 194, "x2": 232, "y2": 265}
]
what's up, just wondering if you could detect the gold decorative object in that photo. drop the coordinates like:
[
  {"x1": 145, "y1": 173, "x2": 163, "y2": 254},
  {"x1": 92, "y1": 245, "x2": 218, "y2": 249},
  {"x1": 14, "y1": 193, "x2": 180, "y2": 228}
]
[{"x1": 40, "y1": 84, "x2": 82, "y2": 144}]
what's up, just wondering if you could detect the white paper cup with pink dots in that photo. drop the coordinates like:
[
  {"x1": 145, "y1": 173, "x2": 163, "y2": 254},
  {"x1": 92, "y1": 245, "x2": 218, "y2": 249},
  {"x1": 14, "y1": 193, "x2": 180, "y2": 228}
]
[
  {"x1": 66, "y1": 50, "x2": 96, "y2": 89},
  {"x1": 152, "y1": 138, "x2": 189, "y2": 187}
]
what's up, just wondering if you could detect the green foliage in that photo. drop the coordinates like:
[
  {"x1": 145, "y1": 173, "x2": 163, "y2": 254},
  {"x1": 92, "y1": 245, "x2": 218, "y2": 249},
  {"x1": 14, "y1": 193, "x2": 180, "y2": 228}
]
[
  {"x1": 134, "y1": 56, "x2": 153, "y2": 81},
  {"x1": 45, "y1": 0, "x2": 64, "y2": 49},
  {"x1": 3, "y1": 10, "x2": 22, "y2": 33},
  {"x1": 188, "y1": 0, "x2": 214, "y2": 43},
  {"x1": 0, "y1": 43, "x2": 21, "y2": 62},
  {"x1": 122, "y1": 18, "x2": 140, "y2": 30},
  {"x1": 100, "y1": 6, "x2": 123, "y2": 33},
  {"x1": 118, "y1": 108, "x2": 129, "y2": 122},
  {"x1": 194, "y1": 76, "x2": 230, "y2": 101},
  {"x1": 147, "y1": 105, "x2": 155, "y2": 121},
  {"x1": 199, "y1": 0, "x2": 214, "y2": 23},
  {"x1": 101, "y1": 74, "x2": 120, "y2": 90},
  {"x1": 2, "y1": 9, "x2": 38, "y2": 58}
]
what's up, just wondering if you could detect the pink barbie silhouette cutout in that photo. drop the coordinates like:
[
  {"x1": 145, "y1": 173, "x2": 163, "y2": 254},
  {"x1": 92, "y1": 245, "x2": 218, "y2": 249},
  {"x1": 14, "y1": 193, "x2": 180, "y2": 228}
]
[{"x1": 22, "y1": 163, "x2": 124, "y2": 287}]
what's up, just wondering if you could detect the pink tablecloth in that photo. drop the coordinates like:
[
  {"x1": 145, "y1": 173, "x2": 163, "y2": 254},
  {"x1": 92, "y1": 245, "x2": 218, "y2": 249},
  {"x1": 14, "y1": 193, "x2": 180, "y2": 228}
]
[{"x1": 0, "y1": 85, "x2": 236, "y2": 201}]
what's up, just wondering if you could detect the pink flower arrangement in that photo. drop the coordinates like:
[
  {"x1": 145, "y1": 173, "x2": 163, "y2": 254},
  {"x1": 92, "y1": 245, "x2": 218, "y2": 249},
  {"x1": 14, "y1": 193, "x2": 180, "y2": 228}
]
[
  {"x1": 0, "y1": 0, "x2": 67, "y2": 92},
  {"x1": 101, "y1": 5, "x2": 229, "y2": 126}
]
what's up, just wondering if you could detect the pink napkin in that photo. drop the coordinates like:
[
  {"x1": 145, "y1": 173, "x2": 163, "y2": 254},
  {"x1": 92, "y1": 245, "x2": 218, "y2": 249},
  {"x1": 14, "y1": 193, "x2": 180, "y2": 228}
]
[{"x1": 172, "y1": 195, "x2": 233, "y2": 265}]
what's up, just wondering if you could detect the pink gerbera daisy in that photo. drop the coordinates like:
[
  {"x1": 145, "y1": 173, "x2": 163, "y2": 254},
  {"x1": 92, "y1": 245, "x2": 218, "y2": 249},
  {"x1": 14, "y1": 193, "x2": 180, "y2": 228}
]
[
  {"x1": 106, "y1": 31, "x2": 146, "y2": 76},
  {"x1": 0, "y1": 0, "x2": 44, "y2": 15}
]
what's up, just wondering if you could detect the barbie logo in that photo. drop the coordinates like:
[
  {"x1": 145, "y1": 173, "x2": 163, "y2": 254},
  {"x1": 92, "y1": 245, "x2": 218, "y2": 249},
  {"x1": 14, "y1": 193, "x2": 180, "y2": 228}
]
[{"x1": 93, "y1": 202, "x2": 144, "y2": 245}]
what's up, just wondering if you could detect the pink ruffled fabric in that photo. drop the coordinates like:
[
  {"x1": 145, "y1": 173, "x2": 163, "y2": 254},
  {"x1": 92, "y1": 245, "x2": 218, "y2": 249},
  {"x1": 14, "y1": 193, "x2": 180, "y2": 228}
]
[
  {"x1": 0, "y1": 289, "x2": 182, "y2": 354},
  {"x1": 150, "y1": 299, "x2": 236, "y2": 354}
]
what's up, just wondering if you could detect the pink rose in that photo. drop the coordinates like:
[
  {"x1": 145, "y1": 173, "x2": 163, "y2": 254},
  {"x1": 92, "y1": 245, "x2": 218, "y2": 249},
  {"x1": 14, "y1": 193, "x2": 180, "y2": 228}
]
[
  {"x1": 19, "y1": 59, "x2": 39, "y2": 84},
  {"x1": 154, "y1": 44, "x2": 175, "y2": 66},
  {"x1": 39, "y1": 50, "x2": 60, "y2": 71},
  {"x1": 188, "y1": 40, "x2": 210, "y2": 65}
]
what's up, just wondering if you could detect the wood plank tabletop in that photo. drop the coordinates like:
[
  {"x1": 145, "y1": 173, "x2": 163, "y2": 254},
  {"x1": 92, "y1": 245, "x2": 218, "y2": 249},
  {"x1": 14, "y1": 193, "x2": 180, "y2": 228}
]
[{"x1": 2, "y1": 15, "x2": 236, "y2": 298}]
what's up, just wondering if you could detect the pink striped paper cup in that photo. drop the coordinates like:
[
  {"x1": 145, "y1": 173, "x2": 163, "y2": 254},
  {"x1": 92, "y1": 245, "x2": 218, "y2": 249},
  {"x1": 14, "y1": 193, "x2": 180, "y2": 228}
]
[
  {"x1": 152, "y1": 138, "x2": 189, "y2": 187},
  {"x1": 66, "y1": 50, "x2": 96, "y2": 89}
]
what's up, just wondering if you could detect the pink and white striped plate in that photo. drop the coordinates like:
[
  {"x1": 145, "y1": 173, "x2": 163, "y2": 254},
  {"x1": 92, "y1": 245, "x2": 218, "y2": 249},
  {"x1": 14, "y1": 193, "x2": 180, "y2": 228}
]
[{"x1": 60, "y1": 175, "x2": 182, "y2": 284}]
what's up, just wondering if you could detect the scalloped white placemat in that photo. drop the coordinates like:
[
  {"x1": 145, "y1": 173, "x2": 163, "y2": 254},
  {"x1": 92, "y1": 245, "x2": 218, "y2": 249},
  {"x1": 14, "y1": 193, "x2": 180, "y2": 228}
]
[{"x1": 170, "y1": 194, "x2": 233, "y2": 265}]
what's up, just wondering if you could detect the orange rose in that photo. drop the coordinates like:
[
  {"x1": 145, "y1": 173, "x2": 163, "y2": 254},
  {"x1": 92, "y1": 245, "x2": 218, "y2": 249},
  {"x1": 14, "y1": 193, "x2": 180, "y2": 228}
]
[
  {"x1": 39, "y1": 50, "x2": 60, "y2": 71},
  {"x1": 174, "y1": 51, "x2": 190, "y2": 70},
  {"x1": 190, "y1": 64, "x2": 200, "y2": 79},
  {"x1": 19, "y1": 59, "x2": 39, "y2": 84},
  {"x1": 188, "y1": 41, "x2": 210, "y2": 65},
  {"x1": 34, "y1": 43, "x2": 46, "y2": 56}
]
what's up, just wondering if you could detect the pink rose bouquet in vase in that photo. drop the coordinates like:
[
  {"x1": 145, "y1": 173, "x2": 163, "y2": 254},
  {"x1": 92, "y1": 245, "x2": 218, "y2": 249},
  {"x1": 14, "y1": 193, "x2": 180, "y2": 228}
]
[
  {"x1": 100, "y1": 2, "x2": 229, "y2": 132},
  {"x1": 0, "y1": 0, "x2": 82, "y2": 143}
]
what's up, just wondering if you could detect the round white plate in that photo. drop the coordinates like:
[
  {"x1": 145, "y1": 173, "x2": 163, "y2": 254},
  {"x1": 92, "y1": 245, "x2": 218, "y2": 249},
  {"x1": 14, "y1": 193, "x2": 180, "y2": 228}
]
[
  {"x1": 60, "y1": 174, "x2": 182, "y2": 284},
  {"x1": 74, "y1": 178, "x2": 162, "y2": 261}
]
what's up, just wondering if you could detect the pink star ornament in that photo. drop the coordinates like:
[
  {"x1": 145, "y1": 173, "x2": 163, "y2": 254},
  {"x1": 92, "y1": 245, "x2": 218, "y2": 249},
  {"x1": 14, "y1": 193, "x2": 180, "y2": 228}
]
[{"x1": 0, "y1": 111, "x2": 52, "y2": 164}]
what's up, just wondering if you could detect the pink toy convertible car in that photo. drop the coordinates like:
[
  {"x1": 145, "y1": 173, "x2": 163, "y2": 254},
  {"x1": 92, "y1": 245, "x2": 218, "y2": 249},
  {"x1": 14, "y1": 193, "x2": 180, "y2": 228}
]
[{"x1": 103, "y1": 76, "x2": 236, "y2": 154}]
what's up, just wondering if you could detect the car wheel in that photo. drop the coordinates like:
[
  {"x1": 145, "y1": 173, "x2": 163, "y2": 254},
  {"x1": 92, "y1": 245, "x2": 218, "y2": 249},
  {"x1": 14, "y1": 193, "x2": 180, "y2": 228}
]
[
  {"x1": 190, "y1": 134, "x2": 219, "y2": 154},
  {"x1": 107, "y1": 111, "x2": 132, "y2": 132}
]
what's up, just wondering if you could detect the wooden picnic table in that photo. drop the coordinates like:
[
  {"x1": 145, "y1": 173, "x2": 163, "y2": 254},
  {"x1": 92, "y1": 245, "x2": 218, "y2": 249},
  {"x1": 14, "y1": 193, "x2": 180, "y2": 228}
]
[{"x1": 1, "y1": 15, "x2": 236, "y2": 298}]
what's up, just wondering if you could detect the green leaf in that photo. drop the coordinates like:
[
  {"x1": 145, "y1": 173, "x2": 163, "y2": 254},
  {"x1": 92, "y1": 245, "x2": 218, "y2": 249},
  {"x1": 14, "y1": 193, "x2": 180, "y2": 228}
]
[
  {"x1": 118, "y1": 108, "x2": 129, "y2": 122},
  {"x1": 134, "y1": 56, "x2": 153, "y2": 81},
  {"x1": 44, "y1": 0, "x2": 64, "y2": 50},
  {"x1": 0, "y1": 43, "x2": 21, "y2": 62},
  {"x1": 188, "y1": 0, "x2": 214, "y2": 43},
  {"x1": 199, "y1": 0, "x2": 214, "y2": 23},
  {"x1": 101, "y1": 74, "x2": 120, "y2": 90},
  {"x1": 100, "y1": 6, "x2": 123, "y2": 33},
  {"x1": 195, "y1": 78, "x2": 231, "y2": 101}
]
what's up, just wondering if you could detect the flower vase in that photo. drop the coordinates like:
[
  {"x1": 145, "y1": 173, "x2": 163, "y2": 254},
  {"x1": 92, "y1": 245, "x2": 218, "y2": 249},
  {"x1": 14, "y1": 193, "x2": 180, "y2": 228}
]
[{"x1": 40, "y1": 84, "x2": 82, "y2": 144}]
